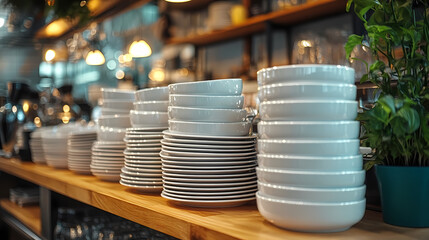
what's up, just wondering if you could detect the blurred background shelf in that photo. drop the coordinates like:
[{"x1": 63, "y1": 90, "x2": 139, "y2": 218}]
[
  {"x1": 0, "y1": 199, "x2": 41, "y2": 237},
  {"x1": 165, "y1": 0, "x2": 346, "y2": 46}
]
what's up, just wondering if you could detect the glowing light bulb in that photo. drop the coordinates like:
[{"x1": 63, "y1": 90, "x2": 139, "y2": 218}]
[
  {"x1": 45, "y1": 49, "x2": 56, "y2": 62},
  {"x1": 86, "y1": 50, "x2": 105, "y2": 65},
  {"x1": 63, "y1": 105, "x2": 70, "y2": 113},
  {"x1": 129, "y1": 40, "x2": 152, "y2": 58}
]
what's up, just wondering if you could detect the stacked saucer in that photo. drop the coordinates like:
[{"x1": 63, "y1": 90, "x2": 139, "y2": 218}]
[
  {"x1": 120, "y1": 87, "x2": 169, "y2": 192},
  {"x1": 162, "y1": 79, "x2": 257, "y2": 208},
  {"x1": 67, "y1": 126, "x2": 97, "y2": 175},
  {"x1": 92, "y1": 88, "x2": 134, "y2": 182},
  {"x1": 256, "y1": 65, "x2": 365, "y2": 232},
  {"x1": 29, "y1": 128, "x2": 47, "y2": 164}
]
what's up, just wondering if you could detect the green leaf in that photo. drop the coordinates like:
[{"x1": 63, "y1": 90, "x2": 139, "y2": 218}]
[
  {"x1": 378, "y1": 95, "x2": 396, "y2": 114},
  {"x1": 345, "y1": 34, "x2": 363, "y2": 58},
  {"x1": 346, "y1": 0, "x2": 354, "y2": 12},
  {"x1": 370, "y1": 60, "x2": 386, "y2": 72},
  {"x1": 396, "y1": 107, "x2": 421, "y2": 134}
]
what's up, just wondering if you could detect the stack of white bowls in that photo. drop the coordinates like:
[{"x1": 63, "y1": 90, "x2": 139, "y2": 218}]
[
  {"x1": 256, "y1": 65, "x2": 366, "y2": 232},
  {"x1": 120, "y1": 87, "x2": 169, "y2": 192},
  {"x1": 92, "y1": 88, "x2": 134, "y2": 182},
  {"x1": 67, "y1": 126, "x2": 97, "y2": 175},
  {"x1": 161, "y1": 79, "x2": 258, "y2": 208},
  {"x1": 29, "y1": 128, "x2": 48, "y2": 164},
  {"x1": 207, "y1": 1, "x2": 233, "y2": 30}
]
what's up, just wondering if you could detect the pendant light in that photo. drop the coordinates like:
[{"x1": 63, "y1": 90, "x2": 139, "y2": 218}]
[
  {"x1": 129, "y1": 40, "x2": 152, "y2": 58},
  {"x1": 85, "y1": 50, "x2": 105, "y2": 65}
]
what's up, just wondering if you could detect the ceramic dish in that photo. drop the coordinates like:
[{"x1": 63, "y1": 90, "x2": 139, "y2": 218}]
[
  {"x1": 169, "y1": 94, "x2": 244, "y2": 109},
  {"x1": 168, "y1": 79, "x2": 242, "y2": 96}
]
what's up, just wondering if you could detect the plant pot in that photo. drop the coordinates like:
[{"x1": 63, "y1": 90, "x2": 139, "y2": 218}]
[{"x1": 375, "y1": 165, "x2": 429, "y2": 227}]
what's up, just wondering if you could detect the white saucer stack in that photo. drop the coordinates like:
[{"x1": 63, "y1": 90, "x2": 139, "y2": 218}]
[
  {"x1": 120, "y1": 87, "x2": 169, "y2": 192},
  {"x1": 67, "y1": 126, "x2": 97, "y2": 175},
  {"x1": 256, "y1": 65, "x2": 366, "y2": 232},
  {"x1": 29, "y1": 128, "x2": 47, "y2": 164},
  {"x1": 161, "y1": 79, "x2": 258, "y2": 208},
  {"x1": 92, "y1": 88, "x2": 134, "y2": 182},
  {"x1": 42, "y1": 124, "x2": 80, "y2": 169}
]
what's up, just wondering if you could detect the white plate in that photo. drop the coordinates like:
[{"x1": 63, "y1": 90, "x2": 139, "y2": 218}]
[
  {"x1": 163, "y1": 180, "x2": 256, "y2": 187},
  {"x1": 127, "y1": 127, "x2": 168, "y2": 132},
  {"x1": 92, "y1": 151, "x2": 124, "y2": 157},
  {"x1": 163, "y1": 189, "x2": 255, "y2": 200},
  {"x1": 124, "y1": 150, "x2": 160, "y2": 157},
  {"x1": 163, "y1": 188, "x2": 256, "y2": 196},
  {"x1": 90, "y1": 165, "x2": 122, "y2": 170},
  {"x1": 161, "y1": 192, "x2": 255, "y2": 208},
  {"x1": 164, "y1": 183, "x2": 257, "y2": 192},
  {"x1": 91, "y1": 160, "x2": 124, "y2": 166},
  {"x1": 124, "y1": 134, "x2": 163, "y2": 139},
  {"x1": 161, "y1": 159, "x2": 256, "y2": 166},
  {"x1": 122, "y1": 166, "x2": 162, "y2": 173},
  {"x1": 120, "y1": 173, "x2": 162, "y2": 182},
  {"x1": 125, "y1": 155, "x2": 161, "y2": 160},
  {"x1": 122, "y1": 167, "x2": 162, "y2": 177},
  {"x1": 160, "y1": 140, "x2": 254, "y2": 149},
  {"x1": 124, "y1": 139, "x2": 163, "y2": 144},
  {"x1": 161, "y1": 149, "x2": 257, "y2": 157},
  {"x1": 125, "y1": 162, "x2": 161, "y2": 169},
  {"x1": 126, "y1": 147, "x2": 162, "y2": 152},
  {"x1": 161, "y1": 145, "x2": 255, "y2": 153},
  {"x1": 161, "y1": 162, "x2": 257, "y2": 170},
  {"x1": 94, "y1": 141, "x2": 126, "y2": 146},
  {"x1": 68, "y1": 157, "x2": 92, "y2": 161},
  {"x1": 162, "y1": 167, "x2": 256, "y2": 175},
  {"x1": 91, "y1": 156, "x2": 124, "y2": 161},
  {"x1": 163, "y1": 130, "x2": 256, "y2": 140},
  {"x1": 162, "y1": 175, "x2": 257, "y2": 183},
  {"x1": 162, "y1": 136, "x2": 255, "y2": 146},
  {"x1": 120, "y1": 181, "x2": 163, "y2": 192},
  {"x1": 126, "y1": 132, "x2": 164, "y2": 136},
  {"x1": 91, "y1": 168, "x2": 121, "y2": 174},
  {"x1": 125, "y1": 159, "x2": 161, "y2": 164},
  {"x1": 120, "y1": 178, "x2": 162, "y2": 185},
  {"x1": 160, "y1": 153, "x2": 256, "y2": 162},
  {"x1": 126, "y1": 143, "x2": 162, "y2": 148}
]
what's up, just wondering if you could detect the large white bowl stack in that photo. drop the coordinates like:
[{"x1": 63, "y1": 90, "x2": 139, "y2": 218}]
[
  {"x1": 92, "y1": 88, "x2": 134, "y2": 182},
  {"x1": 67, "y1": 126, "x2": 97, "y2": 175},
  {"x1": 161, "y1": 79, "x2": 258, "y2": 208},
  {"x1": 120, "y1": 87, "x2": 169, "y2": 193},
  {"x1": 256, "y1": 64, "x2": 366, "y2": 232}
]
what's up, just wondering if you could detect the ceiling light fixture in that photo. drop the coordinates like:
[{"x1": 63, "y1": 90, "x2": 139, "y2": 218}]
[
  {"x1": 129, "y1": 40, "x2": 152, "y2": 58},
  {"x1": 85, "y1": 50, "x2": 105, "y2": 65},
  {"x1": 0, "y1": 18, "x2": 5, "y2": 28},
  {"x1": 45, "y1": 49, "x2": 56, "y2": 62}
]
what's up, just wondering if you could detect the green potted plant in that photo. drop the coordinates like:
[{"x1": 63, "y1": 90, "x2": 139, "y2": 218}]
[{"x1": 345, "y1": 0, "x2": 429, "y2": 227}]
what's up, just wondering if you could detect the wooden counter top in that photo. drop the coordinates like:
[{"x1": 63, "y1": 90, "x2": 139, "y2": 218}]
[
  {"x1": 0, "y1": 199, "x2": 41, "y2": 236},
  {"x1": 1, "y1": 158, "x2": 428, "y2": 239}
]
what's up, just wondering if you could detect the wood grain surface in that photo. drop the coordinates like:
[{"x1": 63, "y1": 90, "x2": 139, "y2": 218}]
[
  {"x1": 1, "y1": 158, "x2": 428, "y2": 239},
  {"x1": 0, "y1": 199, "x2": 41, "y2": 236}
]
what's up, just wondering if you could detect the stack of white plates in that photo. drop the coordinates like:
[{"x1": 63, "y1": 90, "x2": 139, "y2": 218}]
[
  {"x1": 162, "y1": 79, "x2": 257, "y2": 208},
  {"x1": 120, "y1": 87, "x2": 169, "y2": 192},
  {"x1": 67, "y1": 127, "x2": 97, "y2": 175},
  {"x1": 29, "y1": 128, "x2": 48, "y2": 164},
  {"x1": 92, "y1": 88, "x2": 134, "y2": 182},
  {"x1": 256, "y1": 64, "x2": 365, "y2": 232},
  {"x1": 41, "y1": 124, "x2": 81, "y2": 169},
  {"x1": 207, "y1": 1, "x2": 233, "y2": 30}
]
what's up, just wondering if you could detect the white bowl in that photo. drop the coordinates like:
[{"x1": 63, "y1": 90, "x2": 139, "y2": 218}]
[
  {"x1": 258, "y1": 181, "x2": 366, "y2": 202},
  {"x1": 257, "y1": 64, "x2": 355, "y2": 86},
  {"x1": 130, "y1": 110, "x2": 168, "y2": 128},
  {"x1": 169, "y1": 94, "x2": 244, "y2": 109},
  {"x1": 168, "y1": 106, "x2": 247, "y2": 123},
  {"x1": 134, "y1": 101, "x2": 169, "y2": 112},
  {"x1": 135, "y1": 87, "x2": 169, "y2": 101},
  {"x1": 257, "y1": 121, "x2": 360, "y2": 139},
  {"x1": 97, "y1": 126, "x2": 126, "y2": 141},
  {"x1": 259, "y1": 100, "x2": 358, "y2": 121},
  {"x1": 101, "y1": 100, "x2": 134, "y2": 110},
  {"x1": 169, "y1": 120, "x2": 251, "y2": 136},
  {"x1": 257, "y1": 192, "x2": 365, "y2": 232},
  {"x1": 169, "y1": 79, "x2": 243, "y2": 96},
  {"x1": 257, "y1": 154, "x2": 363, "y2": 171},
  {"x1": 98, "y1": 115, "x2": 131, "y2": 128},
  {"x1": 256, "y1": 167, "x2": 365, "y2": 188},
  {"x1": 258, "y1": 139, "x2": 360, "y2": 156},
  {"x1": 258, "y1": 82, "x2": 356, "y2": 101},
  {"x1": 100, "y1": 108, "x2": 130, "y2": 116},
  {"x1": 101, "y1": 88, "x2": 135, "y2": 101}
]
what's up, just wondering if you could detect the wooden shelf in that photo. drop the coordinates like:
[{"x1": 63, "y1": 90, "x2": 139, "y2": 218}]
[
  {"x1": 0, "y1": 199, "x2": 41, "y2": 236},
  {"x1": 1, "y1": 158, "x2": 429, "y2": 239},
  {"x1": 166, "y1": 0, "x2": 347, "y2": 46}
]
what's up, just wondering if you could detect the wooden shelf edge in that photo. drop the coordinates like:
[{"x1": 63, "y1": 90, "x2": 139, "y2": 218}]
[
  {"x1": 2, "y1": 159, "x2": 429, "y2": 240},
  {"x1": 0, "y1": 199, "x2": 42, "y2": 236},
  {"x1": 165, "y1": 0, "x2": 346, "y2": 46}
]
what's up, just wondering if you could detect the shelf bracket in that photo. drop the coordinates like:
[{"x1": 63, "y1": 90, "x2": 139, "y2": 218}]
[{"x1": 40, "y1": 187, "x2": 51, "y2": 240}]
